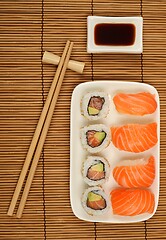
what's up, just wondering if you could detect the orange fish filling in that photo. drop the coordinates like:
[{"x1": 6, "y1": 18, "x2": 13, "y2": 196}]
[
  {"x1": 87, "y1": 192, "x2": 106, "y2": 210},
  {"x1": 87, "y1": 162, "x2": 105, "y2": 181},
  {"x1": 86, "y1": 130, "x2": 106, "y2": 148},
  {"x1": 87, "y1": 96, "x2": 105, "y2": 116}
]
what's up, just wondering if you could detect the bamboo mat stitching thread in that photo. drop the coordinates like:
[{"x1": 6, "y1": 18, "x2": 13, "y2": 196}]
[
  {"x1": 91, "y1": 0, "x2": 94, "y2": 83},
  {"x1": 41, "y1": 0, "x2": 46, "y2": 238},
  {"x1": 141, "y1": 0, "x2": 144, "y2": 85}
]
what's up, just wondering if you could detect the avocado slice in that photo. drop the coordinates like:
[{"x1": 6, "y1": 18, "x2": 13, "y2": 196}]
[
  {"x1": 88, "y1": 106, "x2": 100, "y2": 115},
  {"x1": 88, "y1": 191, "x2": 102, "y2": 202},
  {"x1": 94, "y1": 131, "x2": 106, "y2": 142},
  {"x1": 91, "y1": 163, "x2": 104, "y2": 172}
]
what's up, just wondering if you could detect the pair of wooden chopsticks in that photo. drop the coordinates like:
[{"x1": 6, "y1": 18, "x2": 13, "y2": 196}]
[{"x1": 7, "y1": 40, "x2": 73, "y2": 218}]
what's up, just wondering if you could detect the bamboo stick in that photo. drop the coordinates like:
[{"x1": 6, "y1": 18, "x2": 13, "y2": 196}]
[
  {"x1": 16, "y1": 42, "x2": 73, "y2": 218},
  {"x1": 7, "y1": 40, "x2": 70, "y2": 216}
]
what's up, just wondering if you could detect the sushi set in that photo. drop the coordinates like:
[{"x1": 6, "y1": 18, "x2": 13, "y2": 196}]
[{"x1": 70, "y1": 81, "x2": 160, "y2": 223}]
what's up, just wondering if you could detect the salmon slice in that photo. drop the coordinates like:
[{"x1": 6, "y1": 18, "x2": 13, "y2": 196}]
[
  {"x1": 86, "y1": 130, "x2": 106, "y2": 148},
  {"x1": 113, "y1": 156, "x2": 155, "y2": 188},
  {"x1": 113, "y1": 92, "x2": 157, "y2": 116},
  {"x1": 111, "y1": 188, "x2": 155, "y2": 216},
  {"x1": 86, "y1": 130, "x2": 101, "y2": 147},
  {"x1": 87, "y1": 197, "x2": 106, "y2": 210},
  {"x1": 111, "y1": 122, "x2": 157, "y2": 153},
  {"x1": 87, "y1": 168, "x2": 105, "y2": 181},
  {"x1": 88, "y1": 96, "x2": 105, "y2": 110}
]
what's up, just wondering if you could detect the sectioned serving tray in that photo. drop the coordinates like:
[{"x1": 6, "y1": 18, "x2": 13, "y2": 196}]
[{"x1": 70, "y1": 81, "x2": 160, "y2": 223}]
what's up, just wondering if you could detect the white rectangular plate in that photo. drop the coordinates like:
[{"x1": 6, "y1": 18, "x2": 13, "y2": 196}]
[{"x1": 70, "y1": 81, "x2": 160, "y2": 223}]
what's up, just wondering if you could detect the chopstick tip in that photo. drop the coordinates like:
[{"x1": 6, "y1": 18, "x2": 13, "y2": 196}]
[
  {"x1": 16, "y1": 211, "x2": 22, "y2": 219},
  {"x1": 7, "y1": 211, "x2": 13, "y2": 217}
]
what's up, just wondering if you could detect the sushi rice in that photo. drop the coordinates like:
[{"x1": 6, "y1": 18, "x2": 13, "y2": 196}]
[
  {"x1": 81, "y1": 124, "x2": 110, "y2": 153},
  {"x1": 81, "y1": 91, "x2": 110, "y2": 120},
  {"x1": 82, "y1": 186, "x2": 109, "y2": 216},
  {"x1": 82, "y1": 156, "x2": 110, "y2": 186}
]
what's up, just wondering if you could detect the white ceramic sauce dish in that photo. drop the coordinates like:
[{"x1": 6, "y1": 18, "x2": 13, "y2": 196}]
[
  {"x1": 70, "y1": 81, "x2": 160, "y2": 223},
  {"x1": 87, "y1": 16, "x2": 143, "y2": 54}
]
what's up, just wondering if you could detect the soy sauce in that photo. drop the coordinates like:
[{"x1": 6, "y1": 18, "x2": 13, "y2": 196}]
[{"x1": 94, "y1": 23, "x2": 136, "y2": 46}]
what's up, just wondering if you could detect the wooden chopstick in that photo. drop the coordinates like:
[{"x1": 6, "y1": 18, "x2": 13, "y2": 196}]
[
  {"x1": 16, "y1": 42, "x2": 74, "y2": 218},
  {"x1": 7, "y1": 40, "x2": 71, "y2": 217}
]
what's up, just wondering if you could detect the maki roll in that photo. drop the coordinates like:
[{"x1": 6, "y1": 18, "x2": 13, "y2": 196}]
[
  {"x1": 82, "y1": 156, "x2": 110, "y2": 186},
  {"x1": 82, "y1": 187, "x2": 109, "y2": 215},
  {"x1": 81, "y1": 92, "x2": 109, "y2": 120},
  {"x1": 81, "y1": 124, "x2": 110, "y2": 153}
]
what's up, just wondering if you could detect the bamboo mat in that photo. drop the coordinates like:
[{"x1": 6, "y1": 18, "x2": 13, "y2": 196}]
[
  {"x1": 0, "y1": 1, "x2": 45, "y2": 239},
  {"x1": 0, "y1": 0, "x2": 166, "y2": 239}
]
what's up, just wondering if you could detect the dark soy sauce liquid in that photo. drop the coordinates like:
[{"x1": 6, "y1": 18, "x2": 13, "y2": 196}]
[{"x1": 94, "y1": 23, "x2": 136, "y2": 46}]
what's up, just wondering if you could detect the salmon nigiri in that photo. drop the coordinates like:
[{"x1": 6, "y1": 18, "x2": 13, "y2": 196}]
[
  {"x1": 113, "y1": 92, "x2": 157, "y2": 116},
  {"x1": 111, "y1": 188, "x2": 155, "y2": 216},
  {"x1": 111, "y1": 122, "x2": 157, "y2": 153},
  {"x1": 113, "y1": 156, "x2": 155, "y2": 188}
]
